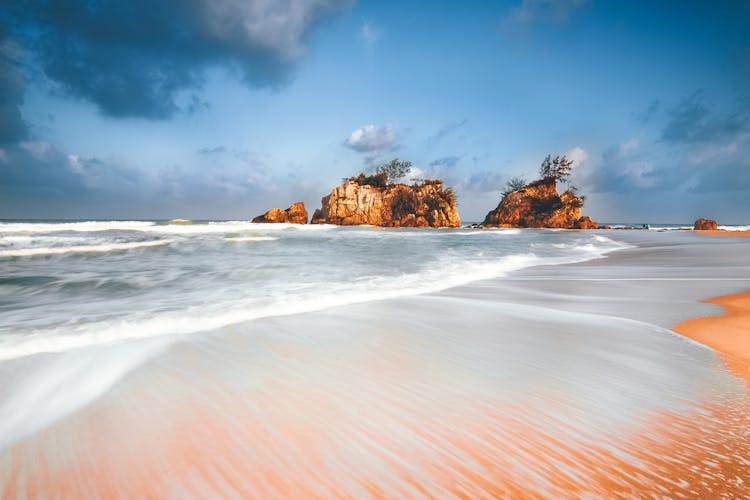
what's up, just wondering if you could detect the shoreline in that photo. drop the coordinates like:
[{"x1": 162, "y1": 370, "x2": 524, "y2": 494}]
[
  {"x1": 2, "y1": 229, "x2": 750, "y2": 496},
  {"x1": 674, "y1": 291, "x2": 750, "y2": 388},
  {"x1": 693, "y1": 229, "x2": 750, "y2": 238},
  {"x1": 672, "y1": 230, "x2": 750, "y2": 386}
]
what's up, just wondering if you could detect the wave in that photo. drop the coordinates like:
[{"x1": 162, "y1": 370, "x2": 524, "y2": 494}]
[
  {"x1": 0, "y1": 240, "x2": 171, "y2": 257},
  {"x1": 718, "y1": 225, "x2": 750, "y2": 231},
  {"x1": 0, "y1": 220, "x2": 337, "y2": 234},
  {"x1": 0, "y1": 221, "x2": 156, "y2": 233},
  {"x1": 448, "y1": 229, "x2": 521, "y2": 236},
  {"x1": 0, "y1": 236, "x2": 628, "y2": 360}
]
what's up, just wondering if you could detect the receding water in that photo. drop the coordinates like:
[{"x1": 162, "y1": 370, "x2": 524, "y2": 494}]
[{"x1": 0, "y1": 221, "x2": 748, "y2": 497}]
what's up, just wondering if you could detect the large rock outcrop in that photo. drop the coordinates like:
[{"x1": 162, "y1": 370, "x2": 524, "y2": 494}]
[
  {"x1": 310, "y1": 180, "x2": 460, "y2": 228},
  {"x1": 252, "y1": 202, "x2": 308, "y2": 224},
  {"x1": 482, "y1": 178, "x2": 596, "y2": 229}
]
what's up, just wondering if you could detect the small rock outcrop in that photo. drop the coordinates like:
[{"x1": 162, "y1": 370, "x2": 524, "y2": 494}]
[
  {"x1": 310, "y1": 180, "x2": 460, "y2": 228},
  {"x1": 693, "y1": 218, "x2": 718, "y2": 230},
  {"x1": 252, "y1": 202, "x2": 308, "y2": 224},
  {"x1": 574, "y1": 216, "x2": 599, "y2": 229},
  {"x1": 482, "y1": 178, "x2": 596, "y2": 229}
]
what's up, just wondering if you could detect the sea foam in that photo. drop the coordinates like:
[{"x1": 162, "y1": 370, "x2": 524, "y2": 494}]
[{"x1": 0, "y1": 232, "x2": 628, "y2": 360}]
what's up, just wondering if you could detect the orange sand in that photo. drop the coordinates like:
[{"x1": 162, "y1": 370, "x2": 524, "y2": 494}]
[
  {"x1": 674, "y1": 291, "x2": 750, "y2": 388},
  {"x1": 693, "y1": 229, "x2": 750, "y2": 238}
]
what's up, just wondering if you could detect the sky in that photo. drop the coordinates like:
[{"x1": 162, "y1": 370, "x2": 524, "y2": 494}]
[{"x1": 1, "y1": 0, "x2": 749, "y2": 223}]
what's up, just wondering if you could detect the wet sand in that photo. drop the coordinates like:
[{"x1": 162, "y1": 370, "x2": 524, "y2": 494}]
[
  {"x1": 694, "y1": 229, "x2": 750, "y2": 238},
  {"x1": 1, "y1": 230, "x2": 749, "y2": 498},
  {"x1": 674, "y1": 291, "x2": 750, "y2": 387}
]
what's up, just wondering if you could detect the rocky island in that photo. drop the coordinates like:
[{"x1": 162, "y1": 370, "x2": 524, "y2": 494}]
[
  {"x1": 310, "y1": 160, "x2": 460, "y2": 228},
  {"x1": 482, "y1": 155, "x2": 601, "y2": 229},
  {"x1": 252, "y1": 202, "x2": 308, "y2": 224}
]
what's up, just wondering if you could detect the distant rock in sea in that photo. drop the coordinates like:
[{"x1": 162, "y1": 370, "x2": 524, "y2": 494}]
[
  {"x1": 311, "y1": 179, "x2": 460, "y2": 228},
  {"x1": 168, "y1": 219, "x2": 192, "y2": 225},
  {"x1": 693, "y1": 218, "x2": 718, "y2": 230},
  {"x1": 482, "y1": 177, "x2": 598, "y2": 229},
  {"x1": 252, "y1": 202, "x2": 308, "y2": 224}
]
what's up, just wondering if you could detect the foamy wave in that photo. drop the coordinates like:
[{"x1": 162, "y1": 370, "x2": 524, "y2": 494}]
[
  {"x1": 0, "y1": 237, "x2": 627, "y2": 360},
  {"x1": 0, "y1": 220, "x2": 337, "y2": 235},
  {"x1": 449, "y1": 229, "x2": 521, "y2": 236},
  {"x1": 0, "y1": 240, "x2": 171, "y2": 257},
  {"x1": 718, "y1": 225, "x2": 750, "y2": 231},
  {"x1": 0, "y1": 221, "x2": 156, "y2": 233}
]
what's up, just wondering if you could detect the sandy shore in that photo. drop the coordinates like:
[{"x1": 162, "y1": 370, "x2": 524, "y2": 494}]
[
  {"x1": 674, "y1": 291, "x2": 750, "y2": 388},
  {"x1": 2, "y1": 230, "x2": 749, "y2": 497},
  {"x1": 693, "y1": 229, "x2": 750, "y2": 238}
]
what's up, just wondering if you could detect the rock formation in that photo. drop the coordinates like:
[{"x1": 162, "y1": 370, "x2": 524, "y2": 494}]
[
  {"x1": 310, "y1": 180, "x2": 460, "y2": 228},
  {"x1": 482, "y1": 178, "x2": 597, "y2": 229},
  {"x1": 693, "y1": 218, "x2": 718, "y2": 230},
  {"x1": 252, "y1": 202, "x2": 308, "y2": 224},
  {"x1": 573, "y1": 216, "x2": 599, "y2": 229}
]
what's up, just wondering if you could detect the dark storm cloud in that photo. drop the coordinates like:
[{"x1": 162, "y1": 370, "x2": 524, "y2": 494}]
[
  {"x1": 0, "y1": 29, "x2": 27, "y2": 144},
  {"x1": 3, "y1": 0, "x2": 351, "y2": 119}
]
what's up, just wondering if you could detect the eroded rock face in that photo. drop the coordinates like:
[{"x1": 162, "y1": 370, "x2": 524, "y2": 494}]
[
  {"x1": 252, "y1": 202, "x2": 308, "y2": 224},
  {"x1": 310, "y1": 181, "x2": 460, "y2": 228},
  {"x1": 482, "y1": 178, "x2": 596, "y2": 229},
  {"x1": 693, "y1": 218, "x2": 718, "y2": 230}
]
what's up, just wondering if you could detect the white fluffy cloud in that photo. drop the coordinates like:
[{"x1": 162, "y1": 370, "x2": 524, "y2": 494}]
[
  {"x1": 345, "y1": 124, "x2": 396, "y2": 152},
  {"x1": 565, "y1": 146, "x2": 589, "y2": 168}
]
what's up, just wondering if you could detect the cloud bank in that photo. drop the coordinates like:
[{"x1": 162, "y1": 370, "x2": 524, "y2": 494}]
[{"x1": 3, "y1": 0, "x2": 350, "y2": 119}]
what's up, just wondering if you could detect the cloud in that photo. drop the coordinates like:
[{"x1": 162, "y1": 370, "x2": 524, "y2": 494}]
[
  {"x1": 429, "y1": 155, "x2": 461, "y2": 168},
  {"x1": 4, "y1": 0, "x2": 351, "y2": 119},
  {"x1": 0, "y1": 140, "x2": 281, "y2": 218},
  {"x1": 635, "y1": 100, "x2": 661, "y2": 124},
  {"x1": 458, "y1": 170, "x2": 507, "y2": 193},
  {"x1": 0, "y1": 142, "x2": 143, "y2": 202},
  {"x1": 565, "y1": 146, "x2": 588, "y2": 168},
  {"x1": 345, "y1": 124, "x2": 396, "y2": 153},
  {"x1": 197, "y1": 146, "x2": 227, "y2": 155},
  {"x1": 360, "y1": 22, "x2": 381, "y2": 48},
  {"x1": 503, "y1": 0, "x2": 588, "y2": 26},
  {"x1": 661, "y1": 91, "x2": 750, "y2": 144},
  {"x1": 426, "y1": 119, "x2": 467, "y2": 145},
  {"x1": 0, "y1": 31, "x2": 27, "y2": 144}
]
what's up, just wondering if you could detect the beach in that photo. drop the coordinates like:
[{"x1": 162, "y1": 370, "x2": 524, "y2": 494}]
[{"x1": 0, "y1": 225, "x2": 749, "y2": 497}]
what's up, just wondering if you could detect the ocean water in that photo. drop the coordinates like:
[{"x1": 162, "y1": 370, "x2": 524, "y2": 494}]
[
  {"x1": 0, "y1": 221, "x2": 628, "y2": 360},
  {"x1": 1, "y1": 221, "x2": 749, "y2": 497}
]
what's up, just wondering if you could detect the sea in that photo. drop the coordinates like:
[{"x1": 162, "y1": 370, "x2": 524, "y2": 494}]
[{"x1": 1, "y1": 220, "x2": 749, "y2": 497}]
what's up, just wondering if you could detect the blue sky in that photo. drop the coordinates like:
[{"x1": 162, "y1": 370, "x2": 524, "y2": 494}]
[{"x1": 1, "y1": 0, "x2": 749, "y2": 222}]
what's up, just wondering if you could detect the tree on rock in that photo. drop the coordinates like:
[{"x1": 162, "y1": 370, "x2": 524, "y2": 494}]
[
  {"x1": 502, "y1": 177, "x2": 527, "y2": 197},
  {"x1": 377, "y1": 159, "x2": 412, "y2": 184},
  {"x1": 539, "y1": 154, "x2": 573, "y2": 183}
]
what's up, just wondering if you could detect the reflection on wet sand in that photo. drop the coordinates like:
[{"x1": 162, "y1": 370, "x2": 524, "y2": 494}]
[{"x1": 2, "y1": 291, "x2": 749, "y2": 498}]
